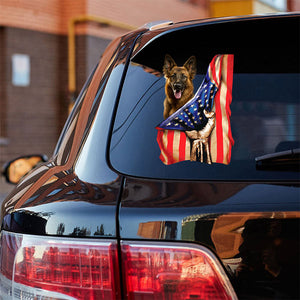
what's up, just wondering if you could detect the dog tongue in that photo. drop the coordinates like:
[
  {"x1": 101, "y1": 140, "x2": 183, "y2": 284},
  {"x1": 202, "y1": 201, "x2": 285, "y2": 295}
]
[{"x1": 174, "y1": 90, "x2": 182, "y2": 99}]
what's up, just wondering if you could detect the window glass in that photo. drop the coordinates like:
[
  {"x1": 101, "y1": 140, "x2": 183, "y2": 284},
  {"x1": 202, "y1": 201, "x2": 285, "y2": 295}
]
[
  {"x1": 109, "y1": 17, "x2": 299, "y2": 180},
  {"x1": 53, "y1": 67, "x2": 95, "y2": 159},
  {"x1": 75, "y1": 64, "x2": 125, "y2": 184},
  {"x1": 54, "y1": 37, "x2": 122, "y2": 164}
]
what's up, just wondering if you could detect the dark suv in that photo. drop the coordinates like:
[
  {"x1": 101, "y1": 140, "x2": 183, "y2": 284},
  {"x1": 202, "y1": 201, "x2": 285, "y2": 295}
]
[{"x1": 1, "y1": 14, "x2": 299, "y2": 300}]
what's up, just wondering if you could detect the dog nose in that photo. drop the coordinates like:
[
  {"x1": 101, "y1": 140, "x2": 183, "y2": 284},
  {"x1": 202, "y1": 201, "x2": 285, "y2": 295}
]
[{"x1": 174, "y1": 83, "x2": 182, "y2": 90}]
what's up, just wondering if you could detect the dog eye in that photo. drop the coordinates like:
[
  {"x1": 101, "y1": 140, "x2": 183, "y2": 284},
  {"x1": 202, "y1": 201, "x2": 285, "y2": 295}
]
[
  {"x1": 182, "y1": 74, "x2": 187, "y2": 80},
  {"x1": 171, "y1": 74, "x2": 176, "y2": 79}
]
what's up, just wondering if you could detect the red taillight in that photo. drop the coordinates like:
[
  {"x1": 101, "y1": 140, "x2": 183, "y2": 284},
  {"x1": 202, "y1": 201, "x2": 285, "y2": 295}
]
[
  {"x1": 0, "y1": 230, "x2": 22, "y2": 280},
  {"x1": 0, "y1": 231, "x2": 121, "y2": 299},
  {"x1": 121, "y1": 241, "x2": 237, "y2": 300},
  {"x1": 0, "y1": 232, "x2": 236, "y2": 300}
]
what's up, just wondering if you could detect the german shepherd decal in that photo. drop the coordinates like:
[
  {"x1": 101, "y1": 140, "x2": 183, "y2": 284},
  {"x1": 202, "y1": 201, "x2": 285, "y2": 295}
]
[
  {"x1": 163, "y1": 54, "x2": 197, "y2": 119},
  {"x1": 157, "y1": 54, "x2": 234, "y2": 165}
]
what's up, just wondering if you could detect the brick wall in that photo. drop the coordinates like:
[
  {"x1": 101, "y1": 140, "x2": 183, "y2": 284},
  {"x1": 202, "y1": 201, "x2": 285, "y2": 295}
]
[
  {"x1": 0, "y1": 0, "x2": 207, "y2": 36},
  {"x1": 0, "y1": 0, "x2": 64, "y2": 34},
  {"x1": 0, "y1": 28, "x2": 66, "y2": 162},
  {"x1": 86, "y1": 0, "x2": 207, "y2": 27},
  {"x1": 0, "y1": 26, "x2": 113, "y2": 165}
]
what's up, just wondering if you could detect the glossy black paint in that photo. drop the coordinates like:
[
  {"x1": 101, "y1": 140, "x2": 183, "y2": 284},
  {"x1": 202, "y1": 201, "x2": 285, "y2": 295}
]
[
  {"x1": 1, "y1": 14, "x2": 299, "y2": 300},
  {"x1": 119, "y1": 178, "x2": 300, "y2": 298},
  {"x1": 2, "y1": 170, "x2": 122, "y2": 237},
  {"x1": 120, "y1": 178, "x2": 300, "y2": 253}
]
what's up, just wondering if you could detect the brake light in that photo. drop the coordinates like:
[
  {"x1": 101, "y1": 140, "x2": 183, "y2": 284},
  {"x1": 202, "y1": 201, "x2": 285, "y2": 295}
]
[
  {"x1": 0, "y1": 231, "x2": 121, "y2": 300},
  {"x1": 121, "y1": 241, "x2": 237, "y2": 300},
  {"x1": 0, "y1": 231, "x2": 236, "y2": 300}
]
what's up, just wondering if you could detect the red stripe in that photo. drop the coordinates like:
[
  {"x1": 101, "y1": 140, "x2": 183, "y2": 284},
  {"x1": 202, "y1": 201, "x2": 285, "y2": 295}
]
[
  {"x1": 215, "y1": 89, "x2": 224, "y2": 163},
  {"x1": 156, "y1": 129, "x2": 165, "y2": 163},
  {"x1": 167, "y1": 130, "x2": 175, "y2": 164},
  {"x1": 210, "y1": 56, "x2": 218, "y2": 85},
  {"x1": 225, "y1": 55, "x2": 234, "y2": 162},
  {"x1": 179, "y1": 132, "x2": 187, "y2": 161}
]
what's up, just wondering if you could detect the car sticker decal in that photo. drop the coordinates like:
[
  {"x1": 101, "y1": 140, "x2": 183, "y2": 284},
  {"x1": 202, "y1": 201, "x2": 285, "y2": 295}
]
[{"x1": 156, "y1": 54, "x2": 234, "y2": 165}]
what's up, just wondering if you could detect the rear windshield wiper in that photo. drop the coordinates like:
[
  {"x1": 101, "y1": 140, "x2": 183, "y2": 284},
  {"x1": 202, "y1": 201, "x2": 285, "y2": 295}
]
[{"x1": 255, "y1": 148, "x2": 300, "y2": 171}]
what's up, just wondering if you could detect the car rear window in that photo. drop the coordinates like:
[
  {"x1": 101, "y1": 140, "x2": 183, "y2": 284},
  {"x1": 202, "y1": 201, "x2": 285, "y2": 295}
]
[{"x1": 109, "y1": 16, "x2": 300, "y2": 180}]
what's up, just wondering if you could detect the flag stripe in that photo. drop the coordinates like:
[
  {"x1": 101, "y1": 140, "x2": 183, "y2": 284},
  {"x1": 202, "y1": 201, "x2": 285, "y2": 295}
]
[
  {"x1": 209, "y1": 55, "x2": 222, "y2": 86},
  {"x1": 157, "y1": 129, "x2": 167, "y2": 164},
  {"x1": 210, "y1": 54, "x2": 234, "y2": 165},
  {"x1": 173, "y1": 131, "x2": 180, "y2": 162},
  {"x1": 220, "y1": 59, "x2": 229, "y2": 164},
  {"x1": 210, "y1": 56, "x2": 218, "y2": 84},
  {"x1": 215, "y1": 55, "x2": 221, "y2": 86},
  {"x1": 167, "y1": 130, "x2": 175, "y2": 164},
  {"x1": 222, "y1": 55, "x2": 231, "y2": 164},
  {"x1": 215, "y1": 83, "x2": 224, "y2": 163},
  {"x1": 179, "y1": 132, "x2": 187, "y2": 161},
  {"x1": 225, "y1": 54, "x2": 234, "y2": 163},
  {"x1": 157, "y1": 130, "x2": 190, "y2": 165}
]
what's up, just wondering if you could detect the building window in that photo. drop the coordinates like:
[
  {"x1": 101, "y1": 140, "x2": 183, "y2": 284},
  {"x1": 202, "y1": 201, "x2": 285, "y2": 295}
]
[{"x1": 12, "y1": 54, "x2": 30, "y2": 87}]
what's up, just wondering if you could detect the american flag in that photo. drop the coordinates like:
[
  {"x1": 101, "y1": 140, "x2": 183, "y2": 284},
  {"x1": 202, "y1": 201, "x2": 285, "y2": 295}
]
[{"x1": 156, "y1": 54, "x2": 234, "y2": 165}]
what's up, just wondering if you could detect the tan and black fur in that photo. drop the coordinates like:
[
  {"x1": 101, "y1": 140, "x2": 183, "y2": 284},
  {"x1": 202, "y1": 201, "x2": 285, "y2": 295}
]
[{"x1": 163, "y1": 54, "x2": 197, "y2": 119}]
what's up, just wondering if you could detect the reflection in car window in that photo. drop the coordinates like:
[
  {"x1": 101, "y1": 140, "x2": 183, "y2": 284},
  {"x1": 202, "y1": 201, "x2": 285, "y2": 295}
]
[
  {"x1": 53, "y1": 66, "x2": 96, "y2": 158},
  {"x1": 54, "y1": 36, "x2": 123, "y2": 165},
  {"x1": 75, "y1": 64, "x2": 125, "y2": 184},
  {"x1": 109, "y1": 18, "x2": 299, "y2": 180}
]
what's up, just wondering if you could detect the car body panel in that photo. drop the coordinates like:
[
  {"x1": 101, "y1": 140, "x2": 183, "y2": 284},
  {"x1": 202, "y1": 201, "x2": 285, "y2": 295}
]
[
  {"x1": 2, "y1": 169, "x2": 122, "y2": 237},
  {"x1": 120, "y1": 179, "x2": 300, "y2": 298}
]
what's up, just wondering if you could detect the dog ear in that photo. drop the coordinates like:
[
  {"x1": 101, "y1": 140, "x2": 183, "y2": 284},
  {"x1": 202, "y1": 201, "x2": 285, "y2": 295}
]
[
  {"x1": 184, "y1": 56, "x2": 197, "y2": 79},
  {"x1": 163, "y1": 54, "x2": 177, "y2": 77}
]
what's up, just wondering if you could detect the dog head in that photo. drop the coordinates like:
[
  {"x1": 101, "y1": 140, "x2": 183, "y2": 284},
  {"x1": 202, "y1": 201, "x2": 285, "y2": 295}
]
[{"x1": 163, "y1": 54, "x2": 197, "y2": 101}]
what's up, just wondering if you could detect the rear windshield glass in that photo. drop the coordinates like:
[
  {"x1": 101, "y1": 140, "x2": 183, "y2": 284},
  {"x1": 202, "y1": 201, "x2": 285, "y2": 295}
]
[{"x1": 109, "y1": 17, "x2": 300, "y2": 180}]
